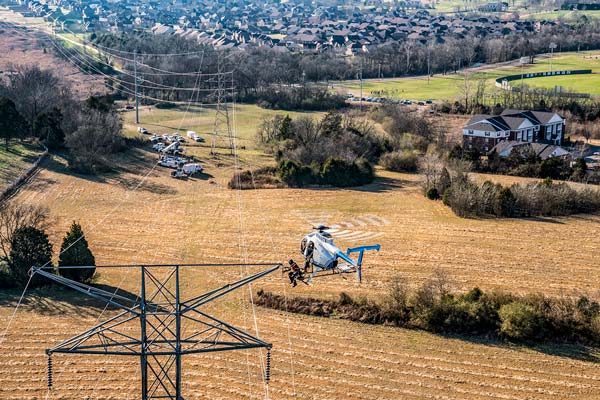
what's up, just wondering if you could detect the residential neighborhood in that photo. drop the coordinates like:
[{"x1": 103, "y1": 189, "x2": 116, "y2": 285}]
[{"x1": 13, "y1": 0, "x2": 556, "y2": 52}]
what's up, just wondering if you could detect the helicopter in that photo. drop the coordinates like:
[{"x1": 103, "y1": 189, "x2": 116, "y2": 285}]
[{"x1": 287, "y1": 225, "x2": 380, "y2": 285}]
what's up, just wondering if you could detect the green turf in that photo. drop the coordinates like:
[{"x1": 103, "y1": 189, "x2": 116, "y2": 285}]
[{"x1": 335, "y1": 51, "x2": 600, "y2": 101}]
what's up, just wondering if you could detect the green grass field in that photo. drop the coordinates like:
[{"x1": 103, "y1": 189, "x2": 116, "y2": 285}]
[
  {"x1": 123, "y1": 103, "x2": 325, "y2": 168},
  {"x1": 336, "y1": 51, "x2": 600, "y2": 101}
]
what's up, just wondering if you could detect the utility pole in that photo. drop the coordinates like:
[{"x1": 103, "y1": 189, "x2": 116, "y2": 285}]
[
  {"x1": 549, "y1": 42, "x2": 557, "y2": 73},
  {"x1": 134, "y1": 49, "x2": 139, "y2": 124},
  {"x1": 427, "y1": 42, "x2": 431, "y2": 84},
  {"x1": 359, "y1": 56, "x2": 363, "y2": 112},
  {"x1": 33, "y1": 263, "x2": 279, "y2": 400}
]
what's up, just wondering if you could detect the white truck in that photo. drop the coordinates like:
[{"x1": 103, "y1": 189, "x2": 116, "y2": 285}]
[{"x1": 182, "y1": 163, "x2": 203, "y2": 175}]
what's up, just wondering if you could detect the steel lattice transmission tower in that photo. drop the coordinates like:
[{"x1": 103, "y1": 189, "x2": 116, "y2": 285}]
[
  {"x1": 211, "y1": 52, "x2": 235, "y2": 156},
  {"x1": 32, "y1": 263, "x2": 279, "y2": 400}
]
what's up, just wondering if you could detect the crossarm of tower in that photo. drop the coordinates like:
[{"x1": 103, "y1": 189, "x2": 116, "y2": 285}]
[
  {"x1": 179, "y1": 264, "x2": 280, "y2": 314},
  {"x1": 32, "y1": 267, "x2": 142, "y2": 315},
  {"x1": 47, "y1": 310, "x2": 143, "y2": 356},
  {"x1": 180, "y1": 308, "x2": 271, "y2": 354}
]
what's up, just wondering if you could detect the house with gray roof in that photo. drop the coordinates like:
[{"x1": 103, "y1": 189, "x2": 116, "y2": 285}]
[{"x1": 462, "y1": 110, "x2": 565, "y2": 153}]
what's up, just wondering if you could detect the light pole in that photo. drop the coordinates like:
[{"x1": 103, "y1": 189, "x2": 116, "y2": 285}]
[
  {"x1": 549, "y1": 42, "x2": 557, "y2": 73},
  {"x1": 519, "y1": 56, "x2": 528, "y2": 109}
]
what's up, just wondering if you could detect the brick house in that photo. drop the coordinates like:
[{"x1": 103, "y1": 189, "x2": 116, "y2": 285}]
[{"x1": 462, "y1": 110, "x2": 565, "y2": 153}]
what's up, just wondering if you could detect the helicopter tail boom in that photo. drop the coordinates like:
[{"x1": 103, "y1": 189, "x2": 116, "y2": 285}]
[{"x1": 336, "y1": 244, "x2": 381, "y2": 283}]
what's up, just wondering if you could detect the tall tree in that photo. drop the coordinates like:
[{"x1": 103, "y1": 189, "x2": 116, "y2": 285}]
[
  {"x1": 9, "y1": 226, "x2": 53, "y2": 288},
  {"x1": 2, "y1": 65, "x2": 65, "y2": 129},
  {"x1": 0, "y1": 97, "x2": 27, "y2": 149},
  {"x1": 33, "y1": 108, "x2": 65, "y2": 150},
  {"x1": 58, "y1": 222, "x2": 96, "y2": 283}
]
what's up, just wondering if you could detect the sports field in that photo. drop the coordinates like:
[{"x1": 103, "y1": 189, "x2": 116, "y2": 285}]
[
  {"x1": 336, "y1": 51, "x2": 600, "y2": 101},
  {"x1": 0, "y1": 103, "x2": 598, "y2": 399}
]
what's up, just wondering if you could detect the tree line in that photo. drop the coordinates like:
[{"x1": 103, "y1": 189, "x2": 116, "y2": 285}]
[
  {"x1": 0, "y1": 65, "x2": 125, "y2": 173},
  {"x1": 89, "y1": 17, "x2": 600, "y2": 103}
]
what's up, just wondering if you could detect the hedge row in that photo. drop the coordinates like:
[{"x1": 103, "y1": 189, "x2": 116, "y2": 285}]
[{"x1": 256, "y1": 282, "x2": 600, "y2": 345}]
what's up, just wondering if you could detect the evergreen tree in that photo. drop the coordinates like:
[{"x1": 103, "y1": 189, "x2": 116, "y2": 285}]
[
  {"x1": 9, "y1": 226, "x2": 53, "y2": 288},
  {"x1": 58, "y1": 222, "x2": 96, "y2": 283},
  {"x1": 0, "y1": 97, "x2": 28, "y2": 149},
  {"x1": 571, "y1": 157, "x2": 587, "y2": 181},
  {"x1": 278, "y1": 114, "x2": 293, "y2": 140},
  {"x1": 33, "y1": 108, "x2": 65, "y2": 150}
]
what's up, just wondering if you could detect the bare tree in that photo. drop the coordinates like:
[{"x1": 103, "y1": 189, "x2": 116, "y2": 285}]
[
  {"x1": 65, "y1": 109, "x2": 124, "y2": 172},
  {"x1": 458, "y1": 71, "x2": 474, "y2": 111},
  {"x1": 418, "y1": 152, "x2": 444, "y2": 192},
  {"x1": 0, "y1": 202, "x2": 50, "y2": 261},
  {"x1": 0, "y1": 64, "x2": 71, "y2": 130}
]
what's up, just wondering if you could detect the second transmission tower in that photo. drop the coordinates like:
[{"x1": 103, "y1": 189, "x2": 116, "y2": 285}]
[{"x1": 211, "y1": 53, "x2": 235, "y2": 156}]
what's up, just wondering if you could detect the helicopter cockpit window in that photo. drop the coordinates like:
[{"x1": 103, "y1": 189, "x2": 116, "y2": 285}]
[{"x1": 317, "y1": 233, "x2": 333, "y2": 243}]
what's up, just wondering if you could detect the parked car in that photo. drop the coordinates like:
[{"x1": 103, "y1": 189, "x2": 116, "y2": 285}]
[
  {"x1": 137, "y1": 127, "x2": 149, "y2": 134},
  {"x1": 194, "y1": 136, "x2": 205, "y2": 142}
]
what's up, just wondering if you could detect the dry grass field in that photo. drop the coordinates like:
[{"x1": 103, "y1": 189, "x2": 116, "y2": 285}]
[
  {"x1": 0, "y1": 8, "x2": 104, "y2": 95},
  {"x1": 0, "y1": 104, "x2": 599, "y2": 399}
]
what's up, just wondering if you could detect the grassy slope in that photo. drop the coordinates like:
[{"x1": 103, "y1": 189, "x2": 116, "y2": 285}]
[
  {"x1": 0, "y1": 141, "x2": 43, "y2": 193},
  {"x1": 337, "y1": 51, "x2": 600, "y2": 101}
]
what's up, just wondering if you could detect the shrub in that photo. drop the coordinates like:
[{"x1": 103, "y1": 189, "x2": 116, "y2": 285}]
[
  {"x1": 380, "y1": 151, "x2": 418, "y2": 172},
  {"x1": 58, "y1": 222, "x2": 96, "y2": 283},
  {"x1": 494, "y1": 187, "x2": 516, "y2": 217},
  {"x1": 277, "y1": 159, "x2": 315, "y2": 187},
  {"x1": 228, "y1": 167, "x2": 282, "y2": 189},
  {"x1": 499, "y1": 302, "x2": 544, "y2": 340},
  {"x1": 426, "y1": 187, "x2": 439, "y2": 200},
  {"x1": 320, "y1": 157, "x2": 374, "y2": 187},
  {"x1": 0, "y1": 261, "x2": 13, "y2": 289},
  {"x1": 9, "y1": 226, "x2": 53, "y2": 288}
]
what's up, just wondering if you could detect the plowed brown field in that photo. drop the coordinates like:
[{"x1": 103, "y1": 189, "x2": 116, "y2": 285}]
[{"x1": 0, "y1": 107, "x2": 599, "y2": 399}]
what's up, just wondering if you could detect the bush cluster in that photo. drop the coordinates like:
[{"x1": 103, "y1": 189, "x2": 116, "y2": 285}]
[
  {"x1": 227, "y1": 167, "x2": 283, "y2": 190},
  {"x1": 379, "y1": 151, "x2": 418, "y2": 173},
  {"x1": 441, "y1": 175, "x2": 600, "y2": 218},
  {"x1": 277, "y1": 157, "x2": 374, "y2": 188},
  {"x1": 451, "y1": 144, "x2": 593, "y2": 183},
  {"x1": 256, "y1": 277, "x2": 600, "y2": 345}
]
